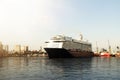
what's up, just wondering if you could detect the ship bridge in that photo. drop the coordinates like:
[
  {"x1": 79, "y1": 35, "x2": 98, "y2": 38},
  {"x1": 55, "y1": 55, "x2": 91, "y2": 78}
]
[{"x1": 51, "y1": 35, "x2": 72, "y2": 42}]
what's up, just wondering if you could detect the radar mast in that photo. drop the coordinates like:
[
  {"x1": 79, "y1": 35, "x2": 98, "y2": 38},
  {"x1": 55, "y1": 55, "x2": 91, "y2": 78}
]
[{"x1": 80, "y1": 33, "x2": 83, "y2": 41}]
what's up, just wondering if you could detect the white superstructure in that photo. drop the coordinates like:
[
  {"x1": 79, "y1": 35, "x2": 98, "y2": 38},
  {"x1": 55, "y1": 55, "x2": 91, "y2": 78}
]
[{"x1": 45, "y1": 35, "x2": 92, "y2": 52}]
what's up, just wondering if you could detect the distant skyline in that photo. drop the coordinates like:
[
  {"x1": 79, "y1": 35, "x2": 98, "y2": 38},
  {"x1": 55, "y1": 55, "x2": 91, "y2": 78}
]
[{"x1": 0, "y1": 0, "x2": 120, "y2": 51}]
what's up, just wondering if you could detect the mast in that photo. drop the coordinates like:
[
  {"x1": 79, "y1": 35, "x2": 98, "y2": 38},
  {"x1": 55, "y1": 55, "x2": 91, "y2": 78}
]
[
  {"x1": 108, "y1": 40, "x2": 111, "y2": 54},
  {"x1": 96, "y1": 41, "x2": 99, "y2": 53}
]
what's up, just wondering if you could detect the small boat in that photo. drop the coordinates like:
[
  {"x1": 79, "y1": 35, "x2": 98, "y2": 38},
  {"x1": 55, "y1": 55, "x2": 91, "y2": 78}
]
[
  {"x1": 115, "y1": 52, "x2": 120, "y2": 57},
  {"x1": 100, "y1": 52, "x2": 110, "y2": 57},
  {"x1": 94, "y1": 52, "x2": 100, "y2": 57}
]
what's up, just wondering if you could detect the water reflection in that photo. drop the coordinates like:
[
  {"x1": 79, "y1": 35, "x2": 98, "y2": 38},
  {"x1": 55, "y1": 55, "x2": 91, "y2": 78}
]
[
  {"x1": 43, "y1": 58, "x2": 93, "y2": 80},
  {"x1": 0, "y1": 57, "x2": 120, "y2": 80},
  {"x1": 91, "y1": 57, "x2": 120, "y2": 80}
]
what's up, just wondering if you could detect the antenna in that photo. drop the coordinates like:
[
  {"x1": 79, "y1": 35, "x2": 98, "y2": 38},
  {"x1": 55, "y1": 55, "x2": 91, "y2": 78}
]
[{"x1": 80, "y1": 33, "x2": 83, "y2": 41}]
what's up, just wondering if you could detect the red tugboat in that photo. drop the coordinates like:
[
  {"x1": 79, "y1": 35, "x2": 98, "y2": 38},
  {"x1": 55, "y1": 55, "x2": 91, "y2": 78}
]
[{"x1": 100, "y1": 52, "x2": 110, "y2": 57}]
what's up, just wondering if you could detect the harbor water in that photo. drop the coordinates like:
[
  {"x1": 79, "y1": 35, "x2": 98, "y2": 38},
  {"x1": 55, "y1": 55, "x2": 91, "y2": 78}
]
[{"x1": 0, "y1": 57, "x2": 120, "y2": 80}]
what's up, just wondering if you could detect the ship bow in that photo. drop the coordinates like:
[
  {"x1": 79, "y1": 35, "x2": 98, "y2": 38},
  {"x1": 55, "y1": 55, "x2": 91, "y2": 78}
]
[{"x1": 44, "y1": 48, "x2": 72, "y2": 58}]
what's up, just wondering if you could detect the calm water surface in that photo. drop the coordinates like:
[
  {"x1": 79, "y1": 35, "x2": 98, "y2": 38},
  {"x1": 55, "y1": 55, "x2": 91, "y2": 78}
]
[{"x1": 0, "y1": 57, "x2": 120, "y2": 80}]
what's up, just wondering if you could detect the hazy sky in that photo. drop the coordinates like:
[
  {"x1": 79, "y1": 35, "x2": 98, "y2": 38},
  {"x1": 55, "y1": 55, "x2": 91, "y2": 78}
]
[{"x1": 0, "y1": 0, "x2": 120, "y2": 51}]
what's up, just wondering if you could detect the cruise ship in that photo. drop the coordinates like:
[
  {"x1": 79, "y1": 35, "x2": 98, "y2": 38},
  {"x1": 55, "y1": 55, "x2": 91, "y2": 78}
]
[{"x1": 44, "y1": 34, "x2": 94, "y2": 58}]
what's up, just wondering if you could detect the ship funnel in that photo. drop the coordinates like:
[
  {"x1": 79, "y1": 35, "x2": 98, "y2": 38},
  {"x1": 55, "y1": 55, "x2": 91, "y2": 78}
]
[{"x1": 80, "y1": 33, "x2": 83, "y2": 41}]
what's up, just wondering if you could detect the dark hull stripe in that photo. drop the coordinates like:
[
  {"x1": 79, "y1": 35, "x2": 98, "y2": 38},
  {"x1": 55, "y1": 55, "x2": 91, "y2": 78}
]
[{"x1": 44, "y1": 48, "x2": 94, "y2": 58}]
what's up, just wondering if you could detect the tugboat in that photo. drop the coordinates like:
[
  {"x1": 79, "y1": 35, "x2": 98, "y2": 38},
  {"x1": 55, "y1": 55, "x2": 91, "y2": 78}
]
[
  {"x1": 44, "y1": 34, "x2": 94, "y2": 58},
  {"x1": 100, "y1": 51, "x2": 110, "y2": 57}
]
